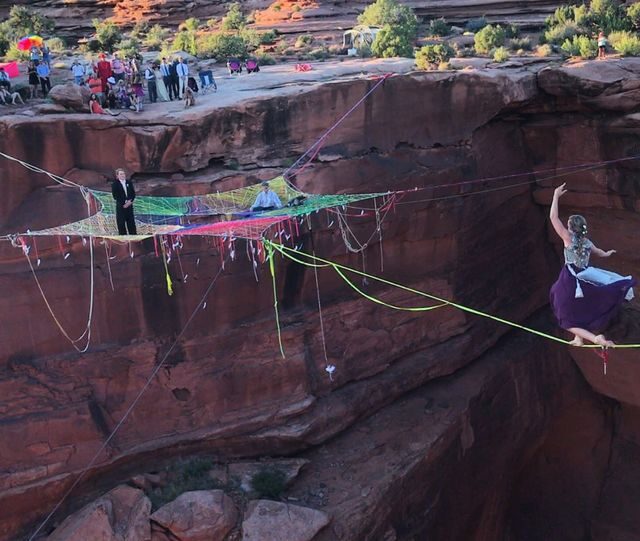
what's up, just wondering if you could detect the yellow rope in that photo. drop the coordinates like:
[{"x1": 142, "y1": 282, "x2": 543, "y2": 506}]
[{"x1": 267, "y1": 241, "x2": 640, "y2": 349}]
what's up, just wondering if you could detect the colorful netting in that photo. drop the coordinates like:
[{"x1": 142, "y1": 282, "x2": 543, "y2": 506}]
[{"x1": 17, "y1": 175, "x2": 388, "y2": 241}]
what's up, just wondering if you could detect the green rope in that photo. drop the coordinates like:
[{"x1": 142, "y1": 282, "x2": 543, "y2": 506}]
[
  {"x1": 266, "y1": 241, "x2": 640, "y2": 349},
  {"x1": 266, "y1": 242, "x2": 286, "y2": 358}
]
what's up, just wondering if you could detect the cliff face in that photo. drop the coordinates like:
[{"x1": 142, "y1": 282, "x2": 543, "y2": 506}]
[{"x1": 1, "y1": 59, "x2": 640, "y2": 540}]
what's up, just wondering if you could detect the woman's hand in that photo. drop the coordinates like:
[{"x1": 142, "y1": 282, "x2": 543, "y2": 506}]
[
  {"x1": 604, "y1": 249, "x2": 616, "y2": 257},
  {"x1": 553, "y1": 183, "x2": 567, "y2": 199}
]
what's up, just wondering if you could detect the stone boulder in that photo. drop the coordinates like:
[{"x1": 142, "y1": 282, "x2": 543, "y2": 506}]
[
  {"x1": 150, "y1": 490, "x2": 237, "y2": 541},
  {"x1": 241, "y1": 500, "x2": 330, "y2": 541},
  {"x1": 48, "y1": 83, "x2": 91, "y2": 112},
  {"x1": 47, "y1": 485, "x2": 151, "y2": 541}
]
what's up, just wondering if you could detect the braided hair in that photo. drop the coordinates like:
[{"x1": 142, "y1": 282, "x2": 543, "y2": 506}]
[{"x1": 568, "y1": 214, "x2": 590, "y2": 267}]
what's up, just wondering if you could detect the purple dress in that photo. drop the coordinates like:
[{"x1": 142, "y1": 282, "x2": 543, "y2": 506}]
[{"x1": 550, "y1": 239, "x2": 636, "y2": 332}]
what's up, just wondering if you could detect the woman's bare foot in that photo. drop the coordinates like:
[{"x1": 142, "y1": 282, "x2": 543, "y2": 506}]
[
  {"x1": 569, "y1": 335, "x2": 584, "y2": 346},
  {"x1": 594, "y1": 334, "x2": 615, "y2": 348}
]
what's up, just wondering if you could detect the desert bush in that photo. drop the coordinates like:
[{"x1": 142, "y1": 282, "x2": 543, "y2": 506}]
[
  {"x1": 179, "y1": 18, "x2": 200, "y2": 32},
  {"x1": 295, "y1": 34, "x2": 314, "y2": 48},
  {"x1": 46, "y1": 37, "x2": 66, "y2": 53},
  {"x1": 255, "y1": 52, "x2": 277, "y2": 65},
  {"x1": 542, "y1": 21, "x2": 580, "y2": 45},
  {"x1": 173, "y1": 30, "x2": 197, "y2": 55},
  {"x1": 130, "y1": 20, "x2": 149, "y2": 39},
  {"x1": 144, "y1": 24, "x2": 169, "y2": 50},
  {"x1": 197, "y1": 32, "x2": 247, "y2": 59},
  {"x1": 628, "y1": 2, "x2": 640, "y2": 29},
  {"x1": 250, "y1": 468, "x2": 287, "y2": 499},
  {"x1": 509, "y1": 37, "x2": 532, "y2": 50},
  {"x1": 221, "y1": 2, "x2": 246, "y2": 31},
  {"x1": 6, "y1": 5, "x2": 54, "y2": 37},
  {"x1": 493, "y1": 46, "x2": 510, "y2": 62},
  {"x1": 5, "y1": 44, "x2": 29, "y2": 61},
  {"x1": 560, "y1": 34, "x2": 597, "y2": 58},
  {"x1": 93, "y1": 19, "x2": 122, "y2": 52},
  {"x1": 609, "y1": 30, "x2": 640, "y2": 55},
  {"x1": 415, "y1": 43, "x2": 454, "y2": 69},
  {"x1": 428, "y1": 18, "x2": 450, "y2": 37},
  {"x1": 535, "y1": 43, "x2": 554, "y2": 57},
  {"x1": 115, "y1": 37, "x2": 141, "y2": 59},
  {"x1": 465, "y1": 16, "x2": 488, "y2": 32},
  {"x1": 474, "y1": 24, "x2": 506, "y2": 53}
]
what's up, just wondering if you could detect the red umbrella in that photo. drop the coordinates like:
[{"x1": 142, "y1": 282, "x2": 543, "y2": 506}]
[{"x1": 17, "y1": 37, "x2": 32, "y2": 51}]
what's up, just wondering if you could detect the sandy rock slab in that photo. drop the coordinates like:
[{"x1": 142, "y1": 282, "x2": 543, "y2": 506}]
[
  {"x1": 150, "y1": 490, "x2": 237, "y2": 541},
  {"x1": 46, "y1": 485, "x2": 151, "y2": 541},
  {"x1": 48, "y1": 83, "x2": 91, "y2": 112},
  {"x1": 241, "y1": 500, "x2": 330, "y2": 541}
]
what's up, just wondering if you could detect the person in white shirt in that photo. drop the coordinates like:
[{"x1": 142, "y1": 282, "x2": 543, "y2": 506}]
[
  {"x1": 144, "y1": 63, "x2": 157, "y2": 103},
  {"x1": 111, "y1": 168, "x2": 137, "y2": 235},
  {"x1": 176, "y1": 58, "x2": 189, "y2": 99},
  {"x1": 251, "y1": 181, "x2": 283, "y2": 212},
  {"x1": 71, "y1": 61, "x2": 85, "y2": 85}
]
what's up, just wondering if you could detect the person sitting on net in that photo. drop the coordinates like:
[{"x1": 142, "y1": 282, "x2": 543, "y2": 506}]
[{"x1": 251, "y1": 181, "x2": 283, "y2": 212}]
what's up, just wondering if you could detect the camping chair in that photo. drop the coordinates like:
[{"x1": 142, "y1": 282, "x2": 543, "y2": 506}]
[
  {"x1": 227, "y1": 59, "x2": 242, "y2": 75},
  {"x1": 245, "y1": 58, "x2": 260, "y2": 74},
  {"x1": 198, "y1": 70, "x2": 217, "y2": 93}
]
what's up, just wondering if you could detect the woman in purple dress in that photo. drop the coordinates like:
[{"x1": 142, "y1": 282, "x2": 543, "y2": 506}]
[{"x1": 549, "y1": 183, "x2": 635, "y2": 347}]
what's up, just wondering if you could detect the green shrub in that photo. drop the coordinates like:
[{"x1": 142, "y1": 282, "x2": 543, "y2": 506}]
[
  {"x1": 115, "y1": 37, "x2": 141, "y2": 59},
  {"x1": 180, "y1": 18, "x2": 200, "y2": 32},
  {"x1": 505, "y1": 24, "x2": 519, "y2": 38},
  {"x1": 428, "y1": 18, "x2": 450, "y2": 37},
  {"x1": 610, "y1": 30, "x2": 640, "y2": 55},
  {"x1": 240, "y1": 29, "x2": 262, "y2": 49},
  {"x1": 371, "y1": 24, "x2": 415, "y2": 57},
  {"x1": 543, "y1": 21, "x2": 579, "y2": 45},
  {"x1": 256, "y1": 52, "x2": 277, "y2": 65},
  {"x1": 465, "y1": 17, "x2": 488, "y2": 32},
  {"x1": 6, "y1": 5, "x2": 54, "y2": 37},
  {"x1": 474, "y1": 24, "x2": 506, "y2": 53},
  {"x1": 149, "y1": 457, "x2": 219, "y2": 510},
  {"x1": 545, "y1": 5, "x2": 576, "y2": 28},
  {"x1": 206, "y1": 18, "x2": 219, "y2": 29},
  {"x1": 309, "y1": 46, "x2": 329, "y2": 59},
  {"x1": 358, "y1": 0, "x2": 418, "y2": 37},
  {"x1": 250, "y1": 468, "x2": 287, "y2": 499},
  {"x1": 46, "y1": 37, "x2": 66, "y2": 53},
  {"x1": 590, "y1": 0, "x2": 631, "y2": 34},
  {"x1": 509, "y1": 37, "x2": 532, "y2": 51},
  {"x1": 357, "y1": 43, "x2": 372, "y2": 58},
  {"x1": 415, "y1": 43, "x2": 454, "y2": 69},
  {"x1": 144, "y1": 24, "x2": 169, "y2": 50},
  {"x1": 628, "y1": 2, "x2": 640, "y2": 29},
  {"x1": 221, "y1": 2, "x2": 246, "y2": 31},
  {"x1": 173, "y1": 30, "x2": 197, "y2": 55},
  {"x1": 259, "y1": 29, "x2": 278, "y2": 44},
  {"x1": 295, "y1": 34, "x2": 314, "y2": 48},
  {"x1": 130, "y1": 20, "x2": 149, "y2": 39},
  {"x1": 454, "y1": 43, "x2": 475, "y2": 57},
  {"x1": 197, "y1": 32, "x2": 247, "y2": 59},
  {"x1": 561, "y1": 34, "x2": 597, "y2": 58},
  {"x1": 0, "y1": 22, "x2": 10, "y2": 57},
  {"x1": 493, "y1": 46, "x2": 510, "y2": 62},
  {"x1": 93, "y1": 19, "x2": 122, "y2": 52},
  {"x1": 535, "y1": 43, "x2": 554, "y2": 57},
  {"x1": 5, "y1": 44, "x2": 29, "y2": 61}
]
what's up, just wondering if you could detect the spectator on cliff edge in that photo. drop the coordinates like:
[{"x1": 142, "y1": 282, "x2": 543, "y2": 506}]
[
  {"x1": 0, "y1": 67, "x2": 10, "y2": 91},
  {"x1": 111, "y1": 168, "x2": 137, "y2": 235},
  {"x1": 71, "y1": 60, "x2": 86, "y2": 85},
  {"x1": 597, "y1": 31, "x2": 608, "y2": 60},
  {"x1": 36, "y1": 62, "x2": 51, "y2": 97},
  {"x1": 250, "y1": 181, "x2": 283, "y2": 212}
]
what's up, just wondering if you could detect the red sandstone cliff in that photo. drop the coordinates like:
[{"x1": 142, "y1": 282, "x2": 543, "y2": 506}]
[{"x1": 1, "y1": 59, "x2": 640, "y2": 540}]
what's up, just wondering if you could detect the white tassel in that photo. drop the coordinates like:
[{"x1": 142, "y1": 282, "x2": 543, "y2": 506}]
[{"x1": 575, "y1": 280, "x2": 584, "y2": 298}]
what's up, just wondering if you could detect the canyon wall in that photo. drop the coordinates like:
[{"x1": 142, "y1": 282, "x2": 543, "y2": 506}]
[{"x1": 1, "y1": 60, "x2": 640, "y2": 539}]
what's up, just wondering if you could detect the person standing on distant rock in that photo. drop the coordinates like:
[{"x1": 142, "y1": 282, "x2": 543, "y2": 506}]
[
  {"x1": 96, "y1": 53, "x2": 112, "y2": 93},
  {"x1": 71, "y1": 60, "x2": 86, "y2": 85},
  {"x1": 549, "y1": 183, "x2": 635, "y2": 347},
  {"x1": 176, "y1": 58, "x2": 189, "y2": 99},
  {"x1": 112, "y1": 168, "x2": 137, "y2": 235},
  {"x1": 597, "y1": 31, "x2": 608, "y2": 60},
  {"x1": 36, "y1": 61, "x2": 51, "y2": 97},
  {"x1": 144, "y1": 62, "x2": 157, "y2": 103},
  {"x1": 169, "y1": 57, "x2": 180, "y2": 101},
  {"x1": 111, "y1": 53, "x2": 125, "y2": 82},
  {"x1": 159, "y1": 57, "x2": 173, "y2": 100},
  {"x1": 27, "y1": 61, "x2": 39, "y2": 98}
]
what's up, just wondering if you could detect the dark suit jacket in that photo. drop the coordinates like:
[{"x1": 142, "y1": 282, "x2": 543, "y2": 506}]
[{"x1": 112, "y1": 179, "x2": 136, "y2": 210}]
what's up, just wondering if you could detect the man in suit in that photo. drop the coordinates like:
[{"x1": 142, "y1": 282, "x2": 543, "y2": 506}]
[
  {"x1": 112, "y1": 168, "x2": 137, "y2": 235},
  {"x1": 169, "y1": 58, "x2": 180, "y2": 101}
]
